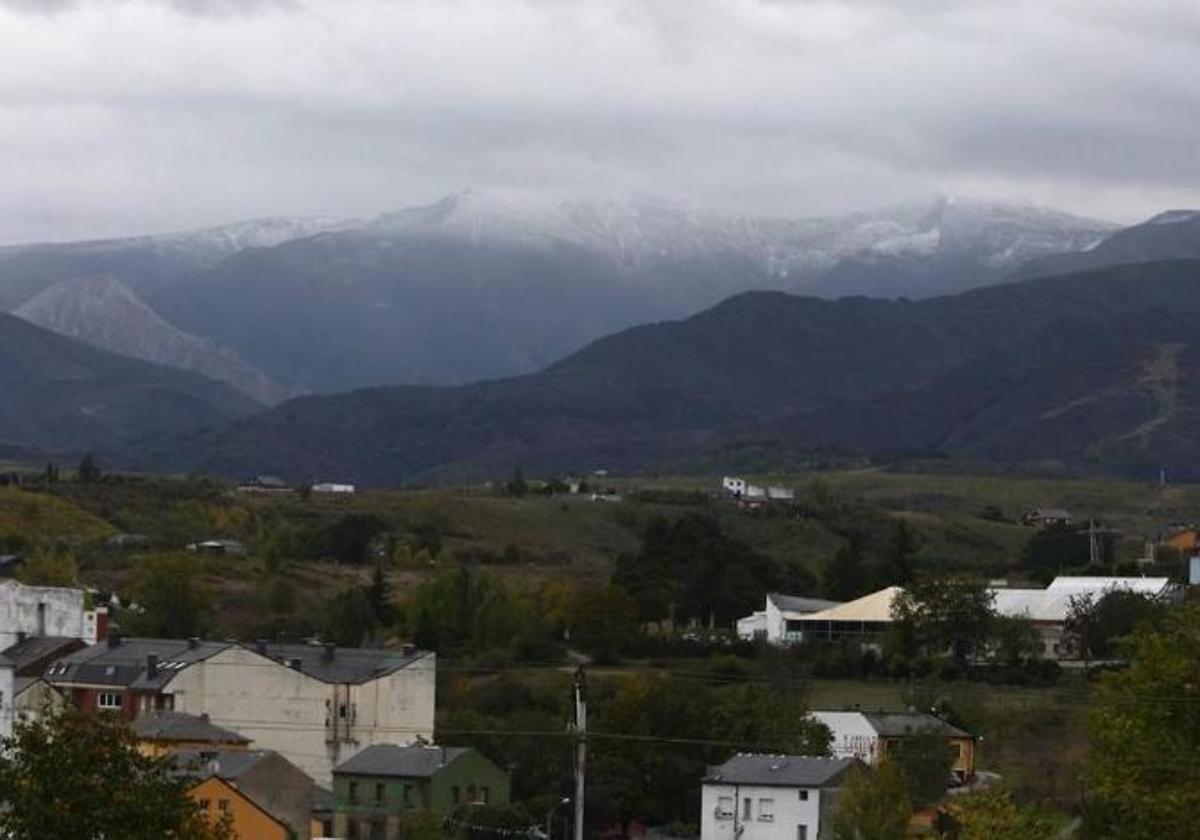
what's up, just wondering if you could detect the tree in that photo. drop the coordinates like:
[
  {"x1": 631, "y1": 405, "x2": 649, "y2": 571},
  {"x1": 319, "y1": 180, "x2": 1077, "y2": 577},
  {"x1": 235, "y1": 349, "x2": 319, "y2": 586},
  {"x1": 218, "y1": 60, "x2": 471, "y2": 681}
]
[
  {"x1": 831, "y1": 761, "x2": 912, "y2": 840},
  {"x1": 124, "y1": 554, "x2": 214, "y2": 638},
  {"x1": 17, "y1": 546, "x2": 78, "y2": 587},
  {"x1": 825, "y1": 536, "x2": 868, "y2": 601},
  {"x1": 324, "y1": 587, "x2": 379, "y2": 647},
  {"x1": 0, "y1": 707, "x2": 231, "y2": 840},
  {"x1": 505, "y1": 466, "x2": 528, "y2": 498},
  {"x1": 989, "y1": 614, "x2": 1044, "y2": 668},
  {"x1": 890, "y1": 728, "x2": 955, "y2": 809},
  {"x1": 323, "y1": 513, "x2": 387, "y2": 564},
  {"x1": 883, "y1": 518, "x2": 918, "y2": 585},
  {"x1": 890, "y1": 578, "x2": 995, "y2": 668},
  {"x1": 1064, "y1": 589, "x2": 1166, "y2": 667},
  {"x1": 566, "y1": 583, "x2": 640, "y2": 662},
  {"x1": 1084, "y1": 603, "x2": 1200, "y2": 838},
  {"x1": 77, "y1": 452, "x2": 102, "y2": 484},
  {"x1": 366, "y1": 559, "x2": 395, "y2": 626},
  {"x1": 943, "y1": 788, "x2": 1064, "y2": 839}
]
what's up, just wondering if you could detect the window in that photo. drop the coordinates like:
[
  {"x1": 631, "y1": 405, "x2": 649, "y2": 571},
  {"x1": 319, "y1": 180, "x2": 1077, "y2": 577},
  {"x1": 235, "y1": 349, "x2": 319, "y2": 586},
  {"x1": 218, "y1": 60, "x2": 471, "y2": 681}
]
[
  {"x1": 743, "y1": 798, "x2": 751, "y2": 820},
  {"x1": 758, "y1": 798, "x2": 774, "y2": 822},
  {"x1": 217, "y1": 800, "x2": 230, "y2": 812},
  {"x1": 798, "y1": 789, "x2": 809, "y2": 802},
  {"x1": 797, "y1": 827, "x2": 808, "y2": 840},
  {"x1": 452, "y1": 786, "x2": 461, "y2": 805},
  {"x1": 716, "y1": 797, "x2": 734, "y2": 819},
  {"x1": 375, "y1": 783, "x2": 386, "y2": 803},
  {"x1": 403, "y1": 784, "x2": 413, "y2": 807},
  {"x1": 349, "y1": 782, "x2": 359, "y2": 804},
  {"x1": 467, "y1": 785, "x2": 477, "y2": 804},
  {"x1": 198, "y1": 799, "x2": 210, "y2": 811},
  {"x1": 481, "y1": 787, "x2": 490, "y2": 805},
  {"x1": 97, "y1": 693, "x2": 122, "y2": 710}
]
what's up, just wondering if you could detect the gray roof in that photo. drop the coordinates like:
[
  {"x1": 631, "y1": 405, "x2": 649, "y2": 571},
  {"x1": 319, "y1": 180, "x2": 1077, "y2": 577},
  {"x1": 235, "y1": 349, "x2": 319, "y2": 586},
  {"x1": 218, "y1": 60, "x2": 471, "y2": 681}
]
[
  {"x1": 1, "y1": 636, "x2": 85, "y2": 675},
  {"x1": 130, "y1": 711, "x2": 250, "y2": 746},
  {"x1": 170, "y1": 748, "x2": 276, "y2": 782},
  {"x1": 248, "y1": 642, "x2": 431, "y2": 685},
  {"x1": 862, "y1": 712, "x2": 973, "y2": 739},
  {"x1": 704, "y1": 755, "x2": 860, "y2": 788},
  {"x1": 767, "y1": 593, "x2": 842, "y2": 614},
  {"x1": 44, "y1": 637, "x2": 231, "y2": 689},
  {"x1": 335, "y1": 745, "x2": 472, "y2": 778}
]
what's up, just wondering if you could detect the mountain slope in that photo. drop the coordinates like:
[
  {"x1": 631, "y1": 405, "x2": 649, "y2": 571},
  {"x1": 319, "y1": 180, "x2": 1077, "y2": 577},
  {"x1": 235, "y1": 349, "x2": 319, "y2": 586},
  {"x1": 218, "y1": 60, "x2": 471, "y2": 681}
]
[
  {"x1": 0, "y1": 216, "x2": 354, "y2": 311},
  {"x1": 0, "y1": 312, "x2": 260, "y2": 456},
  {"x1": 151, "y1": 191, "x2": 1112, "y2": 391},
  {"x1": 15, "y1": 275, "x2": 296, "y2": 405},
  {"x1": 168, "y1": 259, "x2": 1200, "y2": 484},
  {"x1": 1016, "y1": 210, "x2": 1200, "y2": 280}
]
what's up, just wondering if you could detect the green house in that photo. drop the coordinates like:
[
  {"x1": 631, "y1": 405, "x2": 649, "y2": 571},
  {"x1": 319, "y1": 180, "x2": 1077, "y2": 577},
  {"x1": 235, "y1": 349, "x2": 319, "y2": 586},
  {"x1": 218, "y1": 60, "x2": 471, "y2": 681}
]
[{"x1": 332, "y1": 745, "x2": 511, "y2": 839}]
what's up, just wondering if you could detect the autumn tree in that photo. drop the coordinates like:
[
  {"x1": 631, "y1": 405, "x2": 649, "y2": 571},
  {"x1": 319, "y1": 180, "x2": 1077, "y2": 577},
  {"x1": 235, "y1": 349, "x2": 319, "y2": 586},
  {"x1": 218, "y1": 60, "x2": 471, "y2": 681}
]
[
  {"x1": 0, "y1": 707, "x2": 231, "y2": 840},
  {"x1": 944, "y1": 788, "x2": 1064, "y2": 839},
  {"x1": 831, "y1": 761, "x2": 912, "y2": 840},
  {"x1": 890, "y1": 728, "x2": 955, "y2": 808}
]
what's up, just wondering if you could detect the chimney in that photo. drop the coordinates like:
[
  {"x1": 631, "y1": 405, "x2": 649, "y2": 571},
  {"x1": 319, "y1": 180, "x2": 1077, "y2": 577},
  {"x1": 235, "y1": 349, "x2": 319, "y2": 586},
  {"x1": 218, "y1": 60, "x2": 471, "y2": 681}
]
[
  {"x1": 402, "y1": 643, "x2": 416, "y2": 656},
  {"x1": 288, "y1": 658, "x2": 303, "y2": 671},
  {"x1": 322, "y1": 643, "x2": 335, "y2": 663},
  {"x1": 107, "y1": 629, "x2": 122, "y2": 649},
  {"x1": 255, "y1": 638, "x2": 268, "y2": 656},
  {"x1": 94, "y1": 608, "x2": 109, "y2": 644},
  {"x1": 187, "y1": 637, "x2": 200, "y2": 650},
  {"x1": 146, "y1": 654, "x2": 158, "y2": 679},
  {"x1": 16, "y1": 630, "x2": 26, "y2": 643},
  {"x1": 200, "y1": 712, "x2": 210, "y2": 723}
]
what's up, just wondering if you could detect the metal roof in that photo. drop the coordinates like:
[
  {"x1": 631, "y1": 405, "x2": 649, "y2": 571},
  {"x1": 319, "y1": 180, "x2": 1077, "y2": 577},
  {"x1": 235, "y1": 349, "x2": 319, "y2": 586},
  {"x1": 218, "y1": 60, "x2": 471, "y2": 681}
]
[
  {"x1": 335, "y1": 745, "x2": 472, "y2": 778},
  {"x1": 1045, "y1": 576, "x2": 1171, "y2": 594},
  {"x1": 861, "y1": 712, "x2": 972, "y2": 739},
  {"x1": 247, "y1": 642, "x2": 432, "y2": 685},
  {"x1": 130, "y1": 711, "x2": 250, "y2": 746},
  {"x1": 703, "y1": 754, "x2": 860, "y2": 788},
  {"x1": 767, "y1": 593, "x2": 842, "y2": 616},
  {"x1": 1, "y1": 636, "x2": 85, "y2": 675},
  {"x1": 45, "y1": 637, "x2": 231, "y2": 689},
  {"x1": 800, "y1": 587, "x2": 904, "y2": 623},
  {"x1": 170, "y1": 748, "x2": 275, "y2": 782}
]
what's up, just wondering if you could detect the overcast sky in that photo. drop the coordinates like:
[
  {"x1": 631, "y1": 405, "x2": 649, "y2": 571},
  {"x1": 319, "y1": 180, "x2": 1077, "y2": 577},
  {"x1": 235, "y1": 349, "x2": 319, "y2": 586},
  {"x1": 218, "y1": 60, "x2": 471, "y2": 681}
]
[{"x1": 1, "y1": 0, "x2": 1198, "y2": 243}]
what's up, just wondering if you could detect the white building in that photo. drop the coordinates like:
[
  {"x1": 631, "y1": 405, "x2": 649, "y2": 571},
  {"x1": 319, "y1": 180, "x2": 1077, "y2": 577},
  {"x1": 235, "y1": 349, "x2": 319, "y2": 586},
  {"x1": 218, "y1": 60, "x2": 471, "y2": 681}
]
[
  {"x1": 736, "y1": 594, "x2": 843, "y2": 643},
  {"x1": 0, "y1": 653, "x2": 12, "y2": 739},
  {"x1": 701, "y1": 754, "x2": 860, "y2": 840},
  {"x1": 0, "y1": 580, "x2": 103, "y2": 649},
  {"x1": 809, "y1": 711, "x2": 976, "y2": 784},
  {"x1": 312, "y1": 483, "x2": 356, "y2": 494},
  {"x1": 47, "y1": 637, "x2": 436, "y2": 787}
]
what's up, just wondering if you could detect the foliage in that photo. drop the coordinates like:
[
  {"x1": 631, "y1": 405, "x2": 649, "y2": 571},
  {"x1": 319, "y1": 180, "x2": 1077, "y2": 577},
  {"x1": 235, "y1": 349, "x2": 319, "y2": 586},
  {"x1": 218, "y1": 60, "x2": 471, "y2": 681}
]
[
  {"x1": 889, "y1": 578, "x2": 995, "y2": 667},
  {"x1": 613, "y1": 513, "x2": 778, "y2": 626},
  {"x1": 77, "y1": 452, "x2": 102, "y2": 484},
  {"x1": 1064, "y1": 589, "x2": 1167, "y2": 664},
  {"x1": 122, "y1": 554, "x2": 214, "y2": 638},
  {"x1": 988, "y1": 614, "x2": 1044, "y2": 668},
  {"x1": 943, "y1": 788, "x2": 1064, "y2": 839},
  {"x1": 565, "y1": 583, "x2": 639, "y2": 662},
  {"x1": 1084, "y1": 602, "x2": 1200, "y2": 838},
  {"x1": 1022, "y1": 524, "x2": 1112, "y2": 579},
  {"x1": 825, "y1": 535, "x2": 868, "y2": 600},
  {"x1": 322, "y1": 513, "x2": 387, "y2": 564},
  {"x1": 889, "y1": 727, "x2": 955, "y2": 808},
  {"x1": 883, "y1": 518, "x2": 918, "y2": 585},
  {"x1": 505, "y1": 467, "x2": 529, "y2": 498},
  {"x1": 831, "y1": 761, "x2": 912, "y2": 840},
  {"x1": 0, "y1": 487, "x2": 114, "y2": 541},
  {"x1": 17, "y1": 545, "x2": 79, "y2": 586},
  {"x1": 323, "y1": 587, "x2": 379, "y2": 647},
  {"x1": 0, "y1": 707, "x2": 231, "y2": 840}
]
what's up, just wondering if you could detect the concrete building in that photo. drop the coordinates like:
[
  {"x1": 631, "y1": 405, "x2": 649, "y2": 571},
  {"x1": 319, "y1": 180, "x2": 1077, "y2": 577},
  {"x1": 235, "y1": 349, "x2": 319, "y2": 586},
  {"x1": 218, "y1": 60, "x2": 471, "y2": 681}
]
[
  {"x1": 736, "y1": 594, "x2": 843, "y2": 643},
  {"x1": 0, "y1": 580, "x2": 105, "y2": 649},
  {"x1": 810, "y1": 711, "x2": 977, "y2": 785},
  {"x1": 0, "y1": 653, "x2": 12, "y2": 739},
  {"x1": 46, "y1": 637, "x2": 436, "y2": 786},
  {"x1": 701, "y1": 754, "x2": 860, "y2": 840},
  {"x1": 332, "y1": 745, "x2": 511, "y2": 839}
]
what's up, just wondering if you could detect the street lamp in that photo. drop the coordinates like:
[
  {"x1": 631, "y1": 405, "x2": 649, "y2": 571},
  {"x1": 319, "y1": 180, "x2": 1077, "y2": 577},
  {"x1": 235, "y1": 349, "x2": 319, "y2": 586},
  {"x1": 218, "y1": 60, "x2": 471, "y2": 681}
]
[{"x1": 544, "y1": 797, "x2": 571, "y2": 840}]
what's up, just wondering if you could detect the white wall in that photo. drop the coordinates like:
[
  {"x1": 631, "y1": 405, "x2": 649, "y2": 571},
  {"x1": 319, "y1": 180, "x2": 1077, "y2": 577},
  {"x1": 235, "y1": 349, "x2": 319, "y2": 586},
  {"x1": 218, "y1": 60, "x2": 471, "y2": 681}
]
[
  {"x1": 0, "y1": 581, "x2": 89, "y2": 650},
  {"x1": 737, "y1": 612, "x2": 767, "y2": 641},
  {"x1": 809, "y1": 712, "x2": 879, "y2": 765},
  {"x1": 166, "y1": 647, "x2": 436, "y2": 786},
  {"x1": 764, "y1": 597, "x2": 786, "y2": 644},
  {"x1": 701, "y1": 783, "x2": 827, "y2": 840},
  {"x1": 0, "y1": 660, "x2": 13, "y2": 740}
]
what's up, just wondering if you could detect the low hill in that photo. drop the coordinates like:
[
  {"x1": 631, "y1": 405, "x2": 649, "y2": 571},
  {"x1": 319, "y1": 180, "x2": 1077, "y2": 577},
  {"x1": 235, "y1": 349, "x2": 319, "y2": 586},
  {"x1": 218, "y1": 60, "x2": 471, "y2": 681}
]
[
  {"x1": 0, "y1": 312, "x2": 261, "y2": 457},
  {"x1": 168, "y1": 259, "x2": 1200, "y2": 484}
]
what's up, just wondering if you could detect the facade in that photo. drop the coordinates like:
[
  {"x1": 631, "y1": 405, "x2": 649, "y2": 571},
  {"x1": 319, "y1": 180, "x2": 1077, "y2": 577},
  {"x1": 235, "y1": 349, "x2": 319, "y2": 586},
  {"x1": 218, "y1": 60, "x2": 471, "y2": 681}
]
[
  {"x1": 0, "y1": 580, "x2": 105, "y2": 649},
  {"x1": 737, "y1": 594, "x2": 843, "y2": 644},
  {"x1": 332, "y1": 745, "x2": 511, "y2": 840},
  {"x1": 700, "y1": 754, "x2": 860, "y2": 840},
  {"x1": 810, "y1": 711, "x2": 976, "y2": 785},
  {"x1": 1021, "y1": 508, "x2": 1072, "y2": 528},
  {"x1": 132, "y1": 710, "x2": 251, "y2": 757},
  {"x1": 1, "y1": 635, "x2": 82, "y2": 730},
  {"x1": 175, "y1": 749, "x2": 317, "y2": 840},
  {"x1": 785, "y1": 588, "x2": 903, "y2": 645},
  {"x1": 0, "y1": 653, "x2": 11, "y2": 739},
  {"x1": 45, "y1": 637, "x2": 436, "y2": 786}
]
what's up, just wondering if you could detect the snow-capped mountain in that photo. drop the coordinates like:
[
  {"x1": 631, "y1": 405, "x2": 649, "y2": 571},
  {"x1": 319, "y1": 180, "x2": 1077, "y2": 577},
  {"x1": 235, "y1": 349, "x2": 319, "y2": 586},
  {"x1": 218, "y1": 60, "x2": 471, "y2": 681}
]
[{"x1": 15, "y1": 275, "x2": 298, "y2": 405}]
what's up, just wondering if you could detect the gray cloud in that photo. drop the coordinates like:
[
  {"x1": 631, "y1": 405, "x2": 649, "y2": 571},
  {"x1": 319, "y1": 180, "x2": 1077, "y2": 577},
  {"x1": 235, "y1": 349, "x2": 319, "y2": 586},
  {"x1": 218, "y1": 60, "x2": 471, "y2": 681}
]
[{"x1": 0, "y1": 0, "x2": 1197, "y2": 243}]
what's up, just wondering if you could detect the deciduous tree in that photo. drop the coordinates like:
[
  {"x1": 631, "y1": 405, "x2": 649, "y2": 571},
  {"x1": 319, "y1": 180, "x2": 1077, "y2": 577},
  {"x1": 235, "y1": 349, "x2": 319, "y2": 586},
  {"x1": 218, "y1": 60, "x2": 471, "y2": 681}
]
[{"x1": 831, "y1": 761, "x2": 912, "y2": 840}]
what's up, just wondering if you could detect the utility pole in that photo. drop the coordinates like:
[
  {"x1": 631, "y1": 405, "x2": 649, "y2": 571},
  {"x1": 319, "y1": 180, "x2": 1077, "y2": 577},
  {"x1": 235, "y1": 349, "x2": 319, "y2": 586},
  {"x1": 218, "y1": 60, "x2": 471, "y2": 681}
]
[{"x1": 572, "y1": 666, "x2": 587, "y2": 840}]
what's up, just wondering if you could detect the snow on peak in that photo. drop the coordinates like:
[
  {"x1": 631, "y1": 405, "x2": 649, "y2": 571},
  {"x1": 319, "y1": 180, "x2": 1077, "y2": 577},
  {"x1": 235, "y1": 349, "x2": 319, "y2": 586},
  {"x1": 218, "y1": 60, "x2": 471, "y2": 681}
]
[{"x1": 1146, "y1": 210, "x2": 1200, "y2": 226}]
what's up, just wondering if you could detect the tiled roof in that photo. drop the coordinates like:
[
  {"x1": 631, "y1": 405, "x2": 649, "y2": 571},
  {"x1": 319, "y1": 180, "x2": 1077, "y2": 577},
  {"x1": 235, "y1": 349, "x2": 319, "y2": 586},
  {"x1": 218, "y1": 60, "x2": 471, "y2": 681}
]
[
  {"x1": 44, "y1": 638, "x2": 231, "y2": 688},
  {"x1": 1, "y1": 636, "x2": 85, "y2": 675},
  {"x1": 170, "y1": 748, "x2": 274, "y2": 781},
  {"x1": 248, "y1": 642, "x2": 431, "y2": 685},
  {"x1": 703, "y1": 754, "x2": 860, "y2": 788},
  {"x1": 130, "y1": 711, "x2": 250, "y2": 746},
  {"x1": 335, "y1": 745, "x2": 471, "y2": 778}
]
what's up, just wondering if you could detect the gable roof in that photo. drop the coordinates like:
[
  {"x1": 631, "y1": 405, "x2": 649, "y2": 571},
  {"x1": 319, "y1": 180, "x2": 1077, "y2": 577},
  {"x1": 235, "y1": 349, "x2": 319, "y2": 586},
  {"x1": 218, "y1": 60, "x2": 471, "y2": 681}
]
[
  {"x1": 171, "y1": 748, "x2": 276, "y2": 781},
  {"x1": 1, "y1": 635, "x2": 86, "y2": 676},
  {"x1": 335, "y1": 745, "x2": 472, "y2": 778},
  {"x1": 860, "y1": 712, "x2": 972, "y2": 739},
  {"x1": 703, "y1": 754, "x2": 860, "y2": 788},
  {"x1": 767, "y1": 593, "x2": 842, "y2": 615},
  {"x1": 44, "y1": 637, "x2": 231, "y2": 688},
  {"x1": 130, "y1": 711, "x2": 250, "y2": 746}
]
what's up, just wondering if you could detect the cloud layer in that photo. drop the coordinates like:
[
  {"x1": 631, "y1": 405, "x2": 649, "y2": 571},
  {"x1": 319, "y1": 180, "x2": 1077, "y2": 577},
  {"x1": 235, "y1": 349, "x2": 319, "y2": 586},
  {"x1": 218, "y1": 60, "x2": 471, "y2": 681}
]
[{"x1": 1, "y1": 0, "x2": 1198, "y2": 242}]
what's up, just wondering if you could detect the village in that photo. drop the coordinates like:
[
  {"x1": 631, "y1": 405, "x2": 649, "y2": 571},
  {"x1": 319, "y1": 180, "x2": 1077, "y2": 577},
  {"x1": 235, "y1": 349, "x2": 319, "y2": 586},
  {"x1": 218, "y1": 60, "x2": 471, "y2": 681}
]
[{"x1": 1, "y1": 469, "x2": 1197, "y2": 839}]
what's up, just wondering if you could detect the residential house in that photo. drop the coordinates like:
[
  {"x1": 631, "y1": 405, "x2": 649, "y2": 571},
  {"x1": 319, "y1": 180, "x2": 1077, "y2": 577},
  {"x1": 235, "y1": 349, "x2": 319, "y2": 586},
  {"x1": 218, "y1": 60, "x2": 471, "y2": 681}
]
[
  {"x1": 313, "y1": 482, "x2": 356, "y2": 494},
  {"x1": 700, "y1": 754, "x2": 861, "y2": 840},
  {"x1": 46, "y1": 636, "x2": 436, "y2": 786},
  {"x1": 1021, "y1": 508, "x2": 1072, "y2": 528},
  {"x1": 237, "y1": 475, "x2": 293, "y2": 493},
  {"x1": 332, "y1": 745, "x2": 511, "y2": 840},
  {"x1": 185, "y1": 539, "x2": 248, "y2": 557},
  {"x1": 810, "y1": 711, "x2": 977, "y2": 785},
  {"x1": 1161, "y1": 527, "x2": 1200, "y2": 554},
  {"x1": 736, "y1": 594, "x2": 843, "y2": 644},
  {"x1": 174, "y1": 748, "x2": 317, "y2": 840},
  {"x1": 1, "y1": 635, "x2": 82, "y2": 725},
  {"x1": 0, "y1": 579, "x2": 107, "y2": 649},
  {"x1": 131, "y1": 710, "x2": 251, "y2": 757}
]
